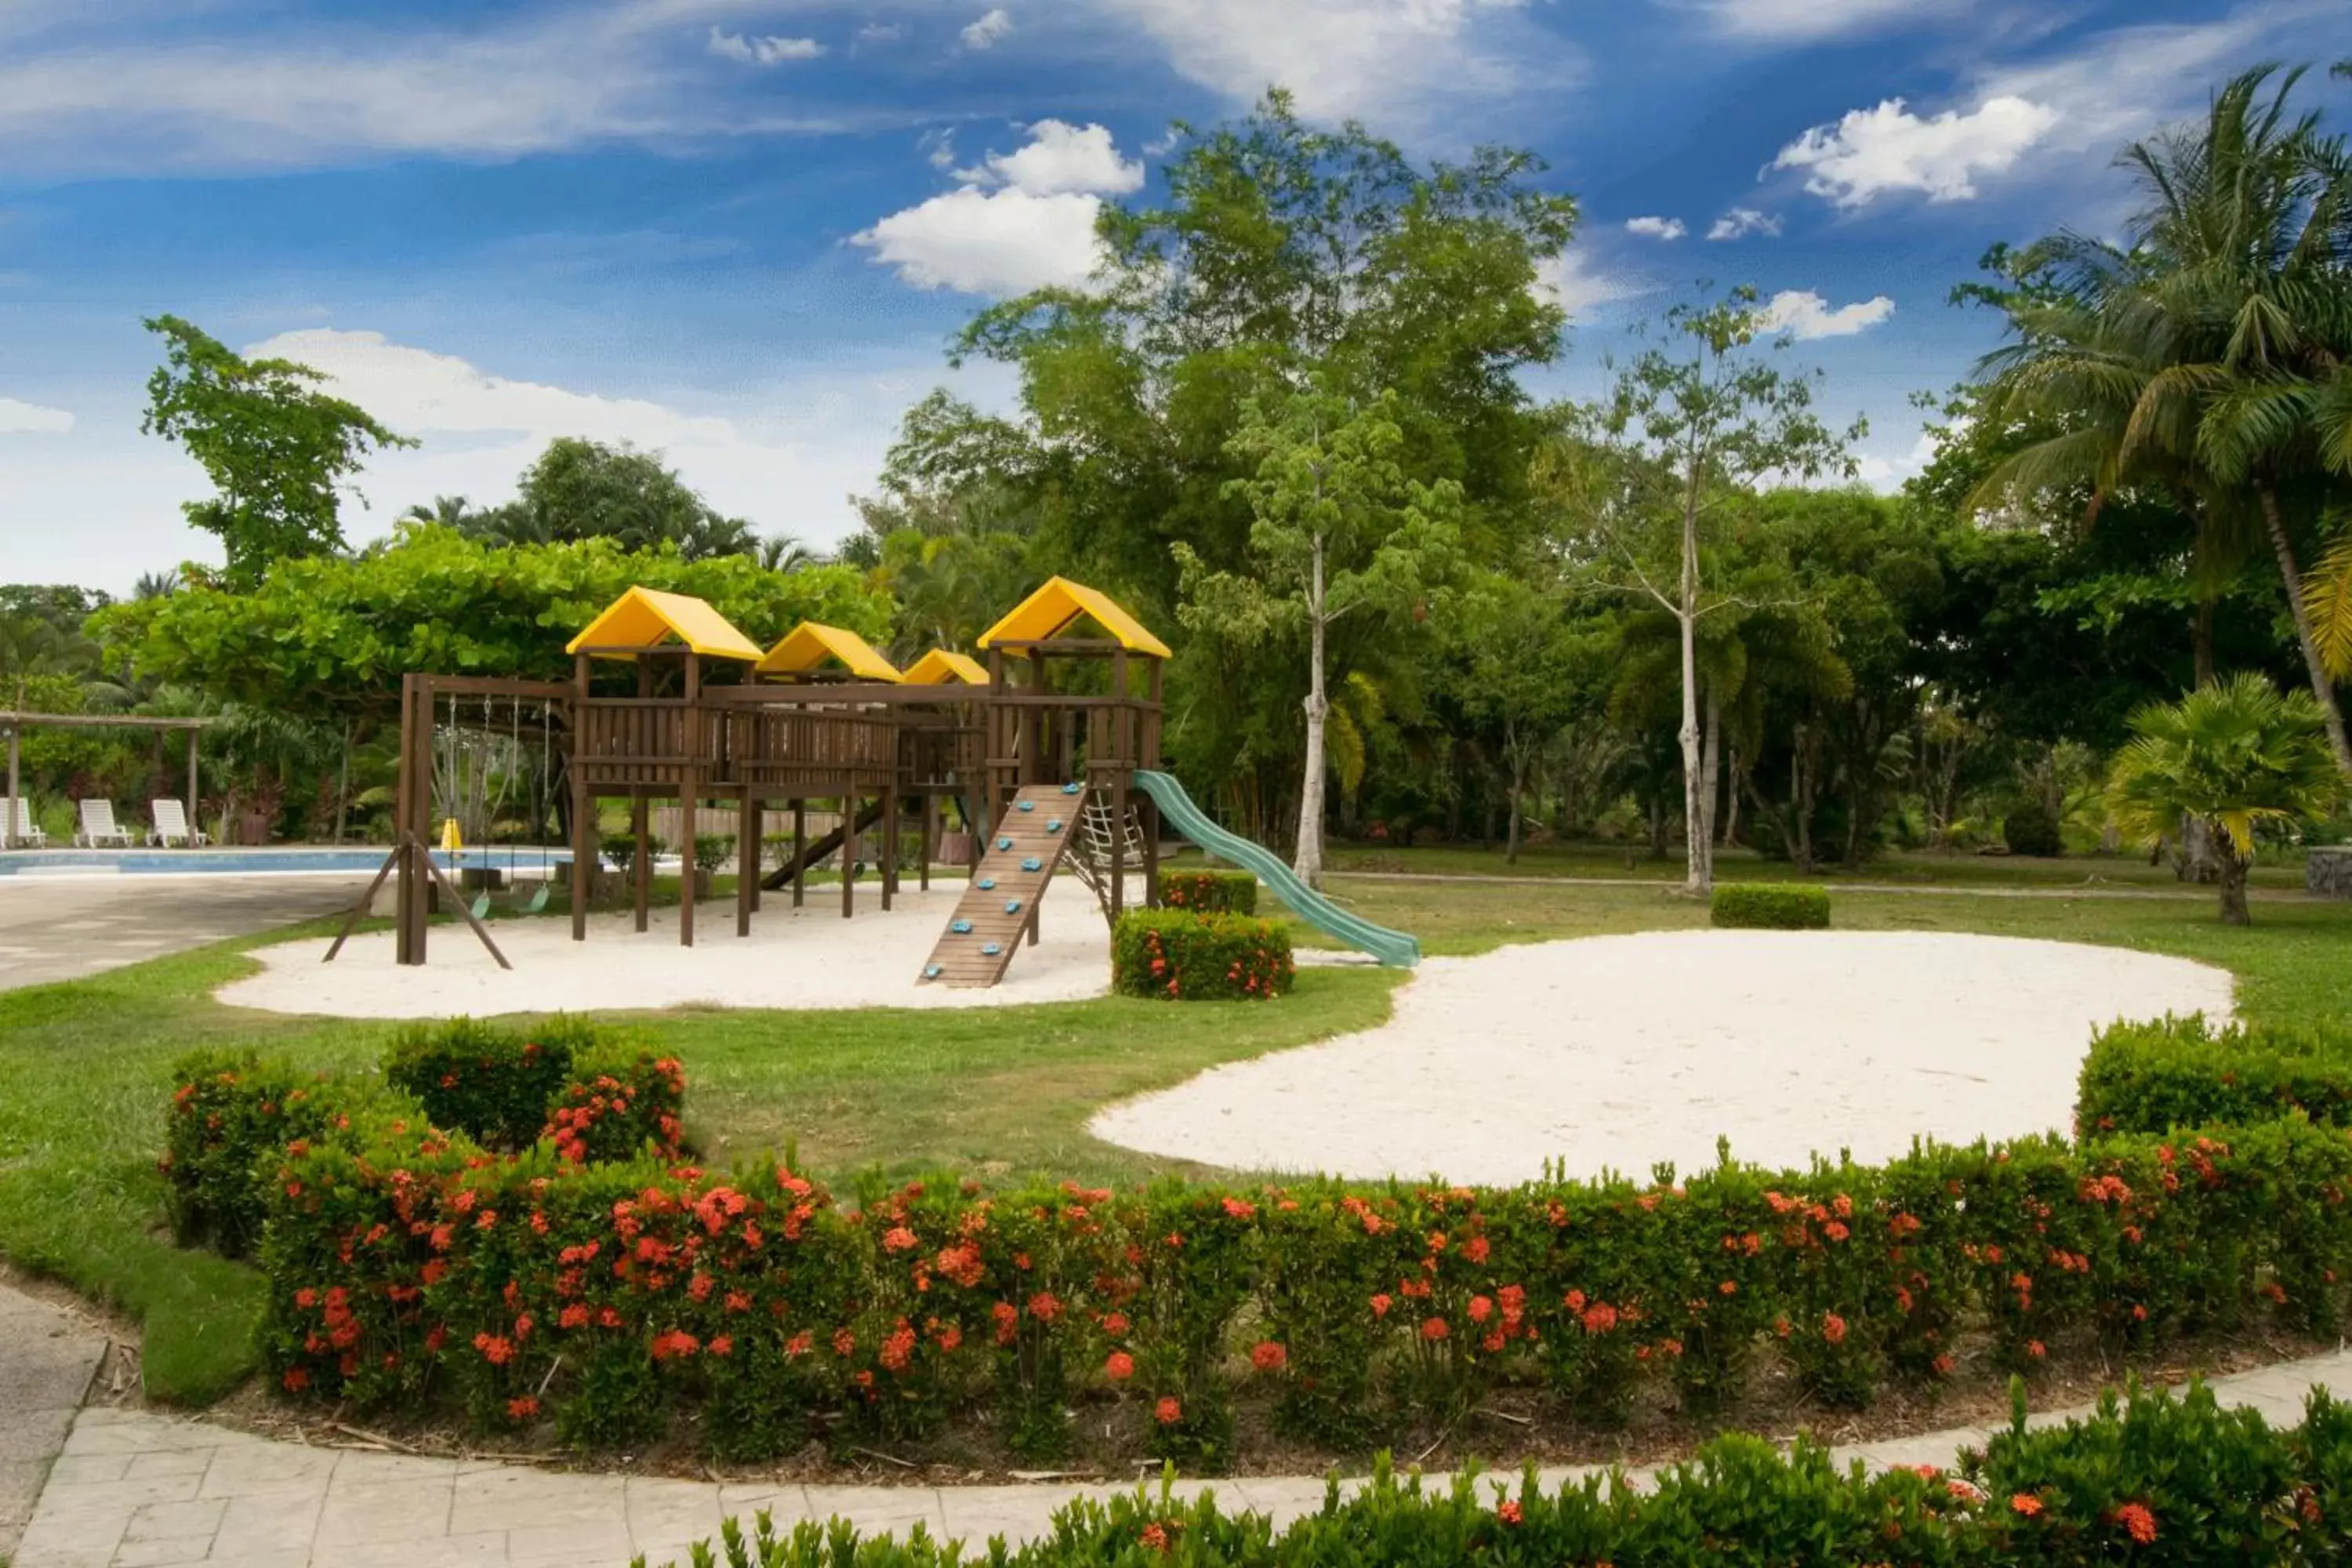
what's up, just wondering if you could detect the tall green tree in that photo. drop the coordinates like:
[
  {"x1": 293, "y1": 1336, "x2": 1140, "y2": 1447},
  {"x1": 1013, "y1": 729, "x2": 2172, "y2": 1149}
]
[
  {"x1": 459, "y1": 438, "x2": 770, "y2": 562},
  {"x1": 1550, "y1": 287, "x2": 1860, "y2": 892},
  {"x1": 1181, "y1": 384, "x2": 1461, "y2": 884},
  {"x1": 140, "y1": 316, "x2": 412, "y2": 585}
]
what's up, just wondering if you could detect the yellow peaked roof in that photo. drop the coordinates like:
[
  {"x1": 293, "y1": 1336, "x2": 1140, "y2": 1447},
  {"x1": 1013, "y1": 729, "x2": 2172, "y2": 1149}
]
[
  {"x1": 565, "y1": 586, "x2": 764, "y2": 661},
  {"x1": 902, "y1": 648, "x2": 990, "y2": 685},
  {"x1": 976, "y1": 576, "x2": 1171, "y2": 658},
  {"x1": 756, "y1": 622, "x2": 903, "y2": 681}
]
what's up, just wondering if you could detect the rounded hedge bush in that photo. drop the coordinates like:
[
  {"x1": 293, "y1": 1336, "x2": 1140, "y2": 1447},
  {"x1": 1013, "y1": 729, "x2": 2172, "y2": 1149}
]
[
  {"x1": 2079, "y1": 1014, "x2": 2352, "y2": 1135},
  {"x1": 1159, "y1": 869, "x2": 1259, "y2": 916},
  {"x1": 1709, "y1": 883, "x2": 1831, "y2": 930},
  {"x1": 2003, "y1": 803, "x2": 2064, "y2": 857},
  {"x1": 1112, "y1": 908, "x2": 1294, "y2": 999}
]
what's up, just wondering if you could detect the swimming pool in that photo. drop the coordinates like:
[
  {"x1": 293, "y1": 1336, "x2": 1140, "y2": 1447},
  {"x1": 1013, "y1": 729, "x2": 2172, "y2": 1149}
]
[{"x1": 0, "y1": 848, "x2": 576, "y2": 877}]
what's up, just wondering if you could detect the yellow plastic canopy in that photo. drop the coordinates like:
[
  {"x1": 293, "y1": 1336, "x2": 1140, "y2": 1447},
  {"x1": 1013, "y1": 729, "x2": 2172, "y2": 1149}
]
[
  {"x1": 756, "y1": 622, "x2": 903, "y2": 682},
  {"x1": 565, "y1": 586, "x2": 764, "y2": 662},
  {"x1": 902, "y1": 648, "x2": 989, "y2": 685},
  {"x1": 976, "y1": 576, "x2": 1172, "y2": 658}
]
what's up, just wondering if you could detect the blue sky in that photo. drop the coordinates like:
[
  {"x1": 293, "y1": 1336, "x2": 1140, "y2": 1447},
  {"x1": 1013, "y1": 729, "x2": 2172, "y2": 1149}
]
[{"x1": 2, "y1": 0, "x2": 2347, "y2": 593}]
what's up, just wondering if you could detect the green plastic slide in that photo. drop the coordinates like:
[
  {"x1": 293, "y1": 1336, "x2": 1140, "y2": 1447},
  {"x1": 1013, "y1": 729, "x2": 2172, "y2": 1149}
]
[{"x1": 1131, "y1": 769, "x2": 1421, "y2": 968}]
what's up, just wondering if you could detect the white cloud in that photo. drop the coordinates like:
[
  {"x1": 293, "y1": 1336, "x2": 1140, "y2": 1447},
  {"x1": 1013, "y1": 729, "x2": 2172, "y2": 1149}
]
[
  {"x1": 1855, "y1": 426, "x2": 1944, "y2": 490},
  {"x1": 960, "y1": 8, "x2": 1014, "y2": 49},
  {"x1": 1773, "y1": 95, "x2": 2062, "y2": 207},
  {"x1": 1705, "y1": 207, "x2": 1780, "y2": 241},
  {"x1": 855, "y1": 22, "x2": 906, "y2": 45},
  {"x1": 957, "y1": 120, "x2": 1142, "y2": 196},
  {"x1": 1533, "y1": 252, "x2": 1643, "y2": 317},
  {"x1": 1093, "y1": 0, "x2": 1570, "y2": 126},
  {"x1": 855, "y1": 121, "x2": 1143, "y2": 296},
  {"x1": 706, "y1": 27, "x2": 824, "y2": 64},
  {"x1": 1624, "y1": 216, "x2": 1686, "y2": 241},
  {"x1": 1760, "y1": 289, "x2": 1895, "y2": 339},
  {"x1": 0, "y1": 397, "x2": 74, "y2": 434},
  {"x1": 1700, "y1": 0, "x2": 1965, "y2": 42}
]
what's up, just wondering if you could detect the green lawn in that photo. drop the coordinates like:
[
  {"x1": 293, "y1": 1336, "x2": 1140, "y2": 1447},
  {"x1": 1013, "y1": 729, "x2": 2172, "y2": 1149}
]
[{"x1": 2, "y1": 869, "x2": 2347, "y2": 1405}]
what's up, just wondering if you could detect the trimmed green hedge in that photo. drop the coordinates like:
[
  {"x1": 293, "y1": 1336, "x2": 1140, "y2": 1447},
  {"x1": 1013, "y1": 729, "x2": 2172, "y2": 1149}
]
[
  {"x1": 641, "y1": 1383, "x2": 2352, "y2": 1567},
  {"x1": 1711, "y1": 883, "x2": 1831, "y2": 930},
  {"x1": 2005, "y1": 804, "x2": 2064, "y2": 858},
  {"x1": 2080, "y1": 1014, "x2": 2352, "y2": 1136},
  {"x1": 1112, "y1": 909, "x2": 1294, "y2": 1000},
  {"x1": 385, "y1": 1017, "x2": 596, "y2": 1149},
  {"x1": 1160, "y1": 869, "x2": 1259, "y2": 916}
]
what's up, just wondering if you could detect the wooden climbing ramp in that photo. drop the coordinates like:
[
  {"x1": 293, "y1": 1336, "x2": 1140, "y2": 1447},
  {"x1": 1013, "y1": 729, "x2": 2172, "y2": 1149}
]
[{"x1": 916, "y1": 782, "x2": 1087, "y2": 989}]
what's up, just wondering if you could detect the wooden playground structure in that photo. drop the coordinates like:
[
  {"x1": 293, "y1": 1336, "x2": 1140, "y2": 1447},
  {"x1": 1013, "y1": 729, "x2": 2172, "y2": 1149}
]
[{"x1": 335, "y1": 577, "x2": 1171, "y2": 989}]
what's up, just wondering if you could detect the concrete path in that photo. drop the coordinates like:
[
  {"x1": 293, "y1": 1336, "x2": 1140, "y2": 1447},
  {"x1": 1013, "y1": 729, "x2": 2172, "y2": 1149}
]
[
  {"x1": 13, "y1": 1348, "x2": 2348, "y2": 1568},
  {"x1": 0, "y1": 873, "x2": 373, "y2": 992},
  {"x1": 0, "y1": 1288, "x2": 107, "y2": 1563}
]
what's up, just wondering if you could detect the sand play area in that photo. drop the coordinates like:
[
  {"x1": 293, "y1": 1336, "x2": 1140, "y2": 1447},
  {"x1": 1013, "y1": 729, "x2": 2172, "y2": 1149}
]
[
  {"x1": 1091, "y1": 929, "x2": 2235, "y2": 1185},
  {"x1": 220, "y1": 880, "x2": 1112, "y2": 1017}
]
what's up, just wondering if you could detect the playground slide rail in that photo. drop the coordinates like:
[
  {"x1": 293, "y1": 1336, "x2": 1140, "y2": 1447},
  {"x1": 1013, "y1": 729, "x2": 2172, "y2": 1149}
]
[{"x1": 1131, "y1": 770, "x2": 1420, "y2": 968}]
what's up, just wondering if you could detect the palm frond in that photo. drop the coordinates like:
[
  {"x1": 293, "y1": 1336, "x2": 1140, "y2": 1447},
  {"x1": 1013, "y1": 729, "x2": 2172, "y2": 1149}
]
[{"x1": 2305, "y1": 529, "x2": 2352, "y2": 681}]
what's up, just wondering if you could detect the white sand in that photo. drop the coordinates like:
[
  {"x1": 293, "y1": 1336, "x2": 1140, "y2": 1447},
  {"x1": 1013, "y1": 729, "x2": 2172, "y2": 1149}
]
[
  {"x1": 218, "y1": 880, "x2": 1111, "y2": 1018},
  {"x1": 1090, "y1": 930, "x2": 2235, "y2": 1185}
]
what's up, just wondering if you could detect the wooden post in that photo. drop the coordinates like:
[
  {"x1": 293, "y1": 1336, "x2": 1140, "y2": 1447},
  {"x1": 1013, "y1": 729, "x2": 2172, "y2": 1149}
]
[
  {"x1": 880, "y1": 787, "x2": 897, "y2": 911},
  {"x1": 398, "y1": 676, "x2": 430, "y2": 965},
  {"x1": 4, "y1": 721, "x2": 17, "y2": 851},
  {"x1": 186, "y1": 724, "x2": 200, "y2": 850},
  {"x1": 920, "y1": 795, "x2": 935, "y2": 892},
  {"x1": 736, "y1": 786, "x2": 754, "y2": 937},
  {"x1": 571, "y1": 654, "x2": 590, "y2": 941},
  {"x1": 793, "y1": 800, "x2": 806, "y2": 908},
  {"x1": 840, "y1": 796, "x2": 858, "y2": 919},
  {"x1": 680, "y1": 652, "x2": 700, "y2": 949},
  {"x1": 748, "y1": 799, "x2": 763, "y2": 913},
  {"x1": 1110, "y1": 650, "x2": 1128, "y2": 919},
  {"x1": 632, "y1": 794, "x2": 651, "y2": 932}
]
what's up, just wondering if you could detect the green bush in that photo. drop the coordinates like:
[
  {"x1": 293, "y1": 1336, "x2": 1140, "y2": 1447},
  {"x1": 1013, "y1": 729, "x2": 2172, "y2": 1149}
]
[
  {"x1": 1112, "y1": 909, "x2": 1294, "y2": 1000},
  {"x1": 2080, "y1": 1014, "x2": 2352, "y2": 1136},
  {"x1": 1159, "y1": 869, "x2": 1258, "y2": 915},
  {"x1": 1710, "y1": 883, "x2": 1831, "y2": 930},
  {"x1": 383, "y1": 1017, "x2": 593, "y2": 1150},
  {"x1": 2005, "y1": 803, "x2": 2065, "y2": 857},
  {"x1": 163, "y1": 1051, "x2": 419, "y2": 1258},
  {"x1": 639, "y1": 1382, "x2": 2352, "y2": 1567},
  {"x1": 693, "y1": 833, "x2": 735, "y2": 873},
  {"x1": 540, "y1": 1049, "x2": 688, "y2": 1164}
]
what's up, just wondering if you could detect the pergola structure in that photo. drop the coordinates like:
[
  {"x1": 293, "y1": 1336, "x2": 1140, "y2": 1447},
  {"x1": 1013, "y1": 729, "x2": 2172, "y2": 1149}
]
[{"x1": 0, "y1": 710, "x2": 212, "y2": 850}]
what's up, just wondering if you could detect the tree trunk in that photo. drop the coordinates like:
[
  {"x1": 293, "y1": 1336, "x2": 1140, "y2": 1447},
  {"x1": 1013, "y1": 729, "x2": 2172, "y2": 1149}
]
[
  {"x1": 1505, "y1": 736, "x2": 1526, "y2": 866},
  {"x1": 1720, "y1": 744, "x2": 1740, "y2": 848},
  {"x1": 2257, "y1": 484, "x2": 2352, "y2": 779},
  {"x1": 2217, "y1": 837, "x2": 2251, "y2": 926},
  {"x1": 1693, "y1": 683, "x2": 1721, "y2": 888},
  {"x1": 332, "y1": 720, "x2": 352, "y2": 844},
  {"x1": 1791, "y1": 721, "x2": 1817, "y2": 874},
  {"x1": 1676, "y1": 470, "x2": 1707, "y2": 895},
  {"x1": 1294, "y1": 540, "x2": 1329, "y2": 888},
  {"x1": 2192, "y1": 597, "x2": 2216, "y2": 690}
]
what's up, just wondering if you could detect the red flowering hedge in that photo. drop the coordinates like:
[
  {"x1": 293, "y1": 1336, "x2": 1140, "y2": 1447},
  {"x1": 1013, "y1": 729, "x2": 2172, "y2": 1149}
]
[
  {"x1": 162, "y1": 1051, "x2": 405, "y2": 1258},
  {"x1": 1159, "y1": 870, "x2": 1259, "y2": 916},
  {"x1": 385, "y1": 1017, "x2": 600, "y2": 1149},
  {"x1": 643, "y1": 1384, "x2": 2352, "y2": 1567},
  {"x1": 254, "y1": 1106, "x2": 2352, "y2": 1465},
  {"x1": 1111, "y1": 909, "x2": 1294, "y2": 1000}
]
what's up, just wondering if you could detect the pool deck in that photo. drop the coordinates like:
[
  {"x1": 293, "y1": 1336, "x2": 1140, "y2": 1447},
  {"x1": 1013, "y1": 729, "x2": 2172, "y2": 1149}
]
[{"x1": 0, "y1": 869, "x2": 377, "y2": 991}]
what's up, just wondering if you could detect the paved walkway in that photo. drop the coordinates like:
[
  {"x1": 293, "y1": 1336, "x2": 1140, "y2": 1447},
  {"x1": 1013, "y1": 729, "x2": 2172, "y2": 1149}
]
[
  {"x1": 0, "y1": 1288, "x2": 107, "y2": 1563},
  {"x1": 13, "y1": 1348, "x2": 2349, "y2": 1568},
  {"x1": 0, "y1": 872, "x2": 373, "y2": 992}
]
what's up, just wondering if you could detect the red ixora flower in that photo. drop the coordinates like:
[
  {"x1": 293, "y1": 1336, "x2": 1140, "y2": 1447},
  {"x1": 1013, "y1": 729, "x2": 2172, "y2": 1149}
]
[
  {"x1": 1420, "y1": 1316, "x2": 1450, "y2": 1342},
  {"x1": 1105, "y1": 1351, "x2": 1135, "y2": 1382},
  {"x1": 1250, "y1": 1340, "x2": 1287, "y2": 1372},
  {"x1": 1155, "y1": 1396, "x2": 1182, "y2": 1425},
  {"x1": 506, "y1": 1396, "x2": 539, "y2": 1421},
  {"x1": 2011, "y1": 1494, "x2": 2045, "y2": 1517},
  {"x1": 1495, "y1": 1500, "x2": 1523, "y2": 1526},
  {"x1": 1821, "y1": 1312, "x2": 1848, "y2": 1345},
  {"x1": 2112, "y1": 1502, "x2": 2157, "y2": 1544}
]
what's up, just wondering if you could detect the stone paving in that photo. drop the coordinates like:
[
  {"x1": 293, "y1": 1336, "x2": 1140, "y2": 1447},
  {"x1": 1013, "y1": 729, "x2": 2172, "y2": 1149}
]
[
  {"x1": 0, "y1": 1289, "x2": 108, "y2": 1563},
  {"x1": 0, "y1": 871, "x2": 374, "y2": 992},
  {"x1": 14, "y1": 1348, "x2": 2351, "y2": 1568}
]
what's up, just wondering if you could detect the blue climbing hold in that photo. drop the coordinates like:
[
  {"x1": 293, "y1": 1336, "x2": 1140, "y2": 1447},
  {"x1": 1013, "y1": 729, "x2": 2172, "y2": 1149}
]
[
  {"x1": 1004, "y1": 898, "x2": 1022, "y2": 914},
  {"x1": 1021, "y1": 857, "x2": 1042, "y2": 873},
  {"x1": 1016, "y1": 800, "x2": 1035, "y2": 813},
  {"x1": 982, "y1": 942, "x2": 1002, "y2": 956},
  {"x1": 1046, "y1": 819, "x2": 1063, "y2": 832},
  {"x1": 996, "y1": 836, "x2": 1014, "y2": 851},
  {"x1": 951, "y1": 919, "x2": 973, "y2": 935},
  {"x1": 1061, "y1": 782, "x2": 1082, "y2": 795},
  {"x1": 977, "y1": 877, "x2": 996, "y2": 891},
  {"x1": 923, "y1": 964, "x2": 942, "y2": 979}
]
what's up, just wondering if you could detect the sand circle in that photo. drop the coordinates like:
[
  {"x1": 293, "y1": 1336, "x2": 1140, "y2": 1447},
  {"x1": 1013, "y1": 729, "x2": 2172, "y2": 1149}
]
[{"x1": 1089, "y1": 930, "x2": 2235, "y2": 1186}]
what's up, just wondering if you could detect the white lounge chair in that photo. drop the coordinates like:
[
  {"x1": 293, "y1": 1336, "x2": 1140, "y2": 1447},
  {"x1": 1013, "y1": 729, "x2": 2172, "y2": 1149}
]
[
  {"x1": 5, "y1": 798, "x2": 45, "y2": 848},
  {"x1": 74, "y1": 798, "x2": 134, "y2": 848},
  {"x1": 149, "y1": 798, "x2": 209, "y2": 848}
]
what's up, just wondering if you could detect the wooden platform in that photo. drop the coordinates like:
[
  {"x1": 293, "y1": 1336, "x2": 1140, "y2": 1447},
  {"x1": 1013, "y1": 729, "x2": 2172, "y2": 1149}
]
[{"x1": 916, "y1": 783, "x2": 1087, "y2": 989}]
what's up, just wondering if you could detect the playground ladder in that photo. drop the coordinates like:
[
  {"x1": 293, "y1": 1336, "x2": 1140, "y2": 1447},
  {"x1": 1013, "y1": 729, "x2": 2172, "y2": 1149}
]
[{"x1": 916, "y1": 782, "x2": 1089, "y2": 988}]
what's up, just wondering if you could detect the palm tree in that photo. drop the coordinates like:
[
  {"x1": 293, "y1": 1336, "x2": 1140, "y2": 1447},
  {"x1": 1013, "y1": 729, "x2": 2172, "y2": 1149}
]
[
  {"x1": 1975, "y1": 64, "x2": 2352, "y2": 777},
  {"x1": 2107, "y1": 673, "x2": 2343, "y2": 923},
  {"x1": 401, "y1": 495, "x2": 476, "y2": 529},
  {"x1": 133, "y1": 570, "x2": 180, "y2": 601},
  {"x1": 756, "y1": 533, "x2": 822, "y2": 572}
]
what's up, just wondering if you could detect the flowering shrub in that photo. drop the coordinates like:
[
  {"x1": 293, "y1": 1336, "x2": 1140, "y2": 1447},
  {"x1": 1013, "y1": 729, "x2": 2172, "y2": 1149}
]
[
  {"x1": 2080, "y1": 1014, "x2": 2352, "y2": 1136},
  {"x1": 251, "y1": 1101, "x2": 2352, "y2": 1462},
  {"x1": 162, "y1": 1050, "x2": 417, "y2": 1258},
  {"x1": 1111, "y1": 909, "x2": 1294, "y2": 1000},
  {"x1": 1710, "y1": 883, "x2": 1831, "y2": 930},
  {"x1": 1158, "y1": 870, "x2": 1258, "y2": 916},
  {"x1": 538, "y1": 1050, "x2": 687, "y2": 1164},
  {"x1": 384, "y1": 1016, "x2": 597, "y2": 1149},
  {"x1": 638, "y1": 1384, "x2": 2352, "y2": 1567}
]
